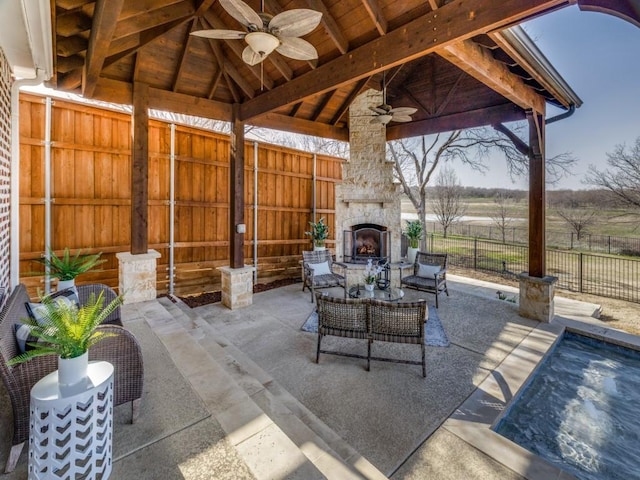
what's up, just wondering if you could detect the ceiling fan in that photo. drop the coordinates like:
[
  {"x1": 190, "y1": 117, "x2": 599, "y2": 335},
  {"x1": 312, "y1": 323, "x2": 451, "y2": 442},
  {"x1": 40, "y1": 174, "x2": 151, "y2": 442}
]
[
  {"x1": 369, "y1": 71, "x2": 417, "y2": 125},
  {"x1": 191, "y1": 0, "x2": 322, "y2": 66}
]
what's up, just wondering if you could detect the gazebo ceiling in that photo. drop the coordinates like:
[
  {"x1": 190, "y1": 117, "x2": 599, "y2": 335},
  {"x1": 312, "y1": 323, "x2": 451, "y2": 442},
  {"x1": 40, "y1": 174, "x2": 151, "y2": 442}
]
[{"x1": 50, "y1": 0, "x2": 638, "y2": 141}]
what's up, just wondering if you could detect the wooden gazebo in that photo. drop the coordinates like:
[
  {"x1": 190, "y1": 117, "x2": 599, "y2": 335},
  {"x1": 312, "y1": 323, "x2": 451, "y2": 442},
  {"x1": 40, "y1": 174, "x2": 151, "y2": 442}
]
[{"x1": 46, "y1": 0, "x2": 640, "y2": 314}]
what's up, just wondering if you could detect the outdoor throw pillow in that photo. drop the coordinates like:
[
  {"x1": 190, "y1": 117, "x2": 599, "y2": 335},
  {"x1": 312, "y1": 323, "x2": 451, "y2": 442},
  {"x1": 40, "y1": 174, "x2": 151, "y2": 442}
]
[
  {"x1": 308, "y1": 261, "x2": 331, "y2": 276},
  {"x1": 25, "y1": 287, "x2": 80, "y2": 325},
  {"x1": 14, "y1": 323, "x2": 47, "y2": 354},
  {"x1": 418, "y1": 264, "x2": 440, "y2": 278}
]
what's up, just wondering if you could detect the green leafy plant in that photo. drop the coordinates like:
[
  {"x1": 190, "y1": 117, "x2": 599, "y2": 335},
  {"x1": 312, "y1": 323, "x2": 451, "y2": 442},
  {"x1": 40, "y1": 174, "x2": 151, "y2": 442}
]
[
  {"x1": 34, "y1": 248, "x2": 106, "y2": 281},
  {"x1": 404, "y1": 220, "x2": 423, "y2": 248},
  {"x1": 8, "y1": 291, "x2": 122, "y2": 364},
  {"x1": 305, "y1": 217, "x2": 329, "y2": 247}
]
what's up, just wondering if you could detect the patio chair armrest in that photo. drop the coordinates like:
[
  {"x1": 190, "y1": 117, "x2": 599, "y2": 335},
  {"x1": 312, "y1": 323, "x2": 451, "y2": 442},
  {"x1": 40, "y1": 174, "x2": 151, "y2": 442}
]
[{"x1": 332, "y1": 261, "x2": 348, "y2": 271}]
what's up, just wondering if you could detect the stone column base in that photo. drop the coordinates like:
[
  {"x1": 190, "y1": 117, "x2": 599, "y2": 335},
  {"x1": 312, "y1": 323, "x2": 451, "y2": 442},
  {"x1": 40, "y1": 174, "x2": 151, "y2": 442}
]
[
  {"x1": 518, "y1": 273, "x2": 558, "y2": 323},
  {"x1": 218, "y1": 266, "x2": 255, "y2": 310},
  {"x1": 116, "y1": 250, "x2": 161, "y2": 304}
]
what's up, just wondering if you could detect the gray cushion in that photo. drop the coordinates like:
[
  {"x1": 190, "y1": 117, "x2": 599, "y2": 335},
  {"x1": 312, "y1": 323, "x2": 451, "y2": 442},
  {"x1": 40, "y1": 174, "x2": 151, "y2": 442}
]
[
  {"x1": 14, "y1": 323, "x2": 46, "y2": 353},
  {"x1": 25, "y1": 286, "x2": 80, "y2": 324},
  {"x1": 418, "y1": 264, "x2": 440, "y2": 278}
]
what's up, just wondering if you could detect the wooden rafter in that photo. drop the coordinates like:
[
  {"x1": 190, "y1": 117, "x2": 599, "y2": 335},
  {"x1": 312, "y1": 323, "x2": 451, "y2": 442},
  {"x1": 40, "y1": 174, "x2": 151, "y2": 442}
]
[
  {"x1": 306, "y1": 0, "x2": 349, "y2": 54},
  {"x1": 113, "y1": 1, "x2": 195, "y2": 39},
  {"x1": 201, "y1": 13, "x2": 274, "y2": 90},
  {"x1": 208, "y1": 68, "x2": 224, "y2": 99},
  {"x1": 195, "y1": 0, "x2": 217, "y2": 16},
  {"x1": 439, "y1": 40, "x2": 546, "y2": 113},
  {"x1": 83, "y1": 0, "x2": 124, "y2": 97},
  {"x1": 250, "y1": 113, "x2": 348, "y2": 141},
  {"x1": 399, "y1": 86, "x2": 431, "y2": 116},
  {"x1": 310, "y1": 90, "x2": 338, "y2": 122},
  {"x1": 361, "y1": 0, "x2": 387, "y2": 35},
  {"x1": 104, "y1": 18, "x2": 193, "y2": 69},
  {"x1": 172, "y1": 18, "x2": 199, "y2": 92},
  {"x1": 206, "y1": 34, "x2": 255, "y2": 99},
  {"x1": 330, "y1": 77, "x2": 369, "y2": 125},
  {"x1": 386, "y1": 103, "x2": 526, "y2": 140},
  {"x1": 238, "y1": 0, "x2": 568, "y2": 121},
  {"x1": 433, "y1": 71, "x2": 465, "y2": 116}
]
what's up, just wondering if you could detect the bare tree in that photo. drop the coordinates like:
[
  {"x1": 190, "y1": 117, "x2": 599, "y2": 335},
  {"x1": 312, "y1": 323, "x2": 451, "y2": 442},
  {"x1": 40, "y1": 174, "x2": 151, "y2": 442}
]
[
  {"x1": 247, "y1": 127, "x2": 349, "y2": 158},
  {"x1": 429, "y1": 168, "x2": 467, "y2": 237},
  {"x1": 585, "y1": 136, "x2": 640, "y2": 210},
  {"x1": 492, "y1": 191, "x2": 514, "y2": 243},
  {"x1": 389, "y1": 125, "x2": 576, "y2": 243},
  {"x1": 555, "y1": 208, "x2": 597, "y2": 241}
]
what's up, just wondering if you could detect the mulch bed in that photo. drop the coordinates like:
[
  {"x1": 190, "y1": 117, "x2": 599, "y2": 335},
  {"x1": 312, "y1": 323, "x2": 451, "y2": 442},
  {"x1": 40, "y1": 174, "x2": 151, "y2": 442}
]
[{"x1": 178, "y1": 277, "x2": 301, "y2": 308}]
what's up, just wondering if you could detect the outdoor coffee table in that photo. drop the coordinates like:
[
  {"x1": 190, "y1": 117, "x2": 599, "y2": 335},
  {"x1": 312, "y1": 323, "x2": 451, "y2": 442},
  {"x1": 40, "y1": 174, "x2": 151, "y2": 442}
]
[{"x1": 348, "y1": 285, "x2": 404, "y2": 302}]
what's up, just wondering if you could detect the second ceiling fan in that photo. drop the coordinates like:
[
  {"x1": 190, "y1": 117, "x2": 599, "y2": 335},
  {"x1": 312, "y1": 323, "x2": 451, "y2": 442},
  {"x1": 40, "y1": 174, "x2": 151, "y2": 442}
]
[
  {"x1": 192, "y1": 0, "x2": 322, "y2": 66},
  {"x1": 369, "y1": 71, "x2": 417, "y2": 125}
]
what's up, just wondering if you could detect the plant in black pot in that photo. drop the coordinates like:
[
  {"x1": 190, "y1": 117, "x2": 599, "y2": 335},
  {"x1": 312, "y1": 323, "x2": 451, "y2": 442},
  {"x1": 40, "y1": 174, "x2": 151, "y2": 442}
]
[
  {"x1": 9, "y1": 291, "x2": 123, "y2": 393},
  {"x1": 34, "y1": 248, "x2": 106, "y2": 290},
  {"x1": 404, "y1": 220, "x2": 423, "y2": 263}
]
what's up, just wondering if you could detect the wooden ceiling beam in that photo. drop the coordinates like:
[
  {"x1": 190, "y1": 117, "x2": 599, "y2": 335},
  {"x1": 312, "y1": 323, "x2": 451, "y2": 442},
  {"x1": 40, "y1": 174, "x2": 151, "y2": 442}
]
[
  {"x1": 239, "y1": 0, "x2": 569, "y2": 121},
  {"x1": 305, "y1": 0, "x2": 349, "y2": 54},
  {"x1": 201, "y1": 13, "x2": 274, "y2": 90},
  {"x1": 113, "y1": 1, "x2": 195, "y2": 39},
  {"x1": 56, "y1": 10, "x2": 93, "y2": 37},
  {"x1": 92, "y1": 77, "x2": 233, "y2": 120},
  {"x1": 386, "y1": 103, "x2": 526, "y2": 140},
  {"x1": 361, "y1": 0, "x2": 387, "y2": 35},
  {"x1": 208, "y1": 68, "x2": 224, "y2": 99},
  {"x1": 207, "y1": 37, "x2": 255, "y2": 99},
  {"x1": 56, "y1": 36, "x2": 88, "y2": 57},
  {"x1": 249, "y1": 113, "x2": 349, "y2": 141},
  {"x1": 310, "y1": 90, "x2": 339, "y2": 122},
  {"x1": 438, "y1": 39, "x2": 546, "y2": 113},
  {"x1": 83, "y1": 0, "x2": 125, "y2": 97},
  {"x1": 195, "y1": 0, "x2": 217, "y2": 16},
  {"x1": 57, "y1": 55, "x2": 85, "y2": 74}
]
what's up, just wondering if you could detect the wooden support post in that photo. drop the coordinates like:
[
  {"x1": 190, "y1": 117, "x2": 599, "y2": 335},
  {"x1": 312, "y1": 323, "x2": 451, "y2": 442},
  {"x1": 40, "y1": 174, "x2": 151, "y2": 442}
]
[
  {"x1": 230, "y1": 104, "x2": 245, "y2": 268},
  {"x1": 527, "y1": 110, "x2": 545, "y2": 277},
  {"x1": 131, "y1": 82, "x2": 149, "y2": 254}
]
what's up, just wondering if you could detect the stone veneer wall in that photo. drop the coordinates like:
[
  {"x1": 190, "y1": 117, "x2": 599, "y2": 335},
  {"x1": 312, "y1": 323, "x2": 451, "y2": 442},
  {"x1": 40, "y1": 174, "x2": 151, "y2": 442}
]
[
  {"x1": 0, "y1": 48, "x2": 11, "y2": 307},
  {"x1": 335, "y1": 89, "x2": 402, "y2": 262}
]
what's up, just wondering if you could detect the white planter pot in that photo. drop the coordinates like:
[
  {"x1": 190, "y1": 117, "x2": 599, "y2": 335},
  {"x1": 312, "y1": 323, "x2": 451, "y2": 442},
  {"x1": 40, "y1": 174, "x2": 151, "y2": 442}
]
[
  {"x1": 407, "y1": 247, "x2": 419, "y2": 264},
  {"x1": 313, "y1": 245, "x2": 326, "y2": 251},
  {"x1": 58, "y1": 352, "x2": 88, "y2": 396},
  {"x1": 57, "y1": 279, "x2": 75, "y2": 291},
  {"x1": 364, "y1": 283, "x2": 375, "y2": 292}
]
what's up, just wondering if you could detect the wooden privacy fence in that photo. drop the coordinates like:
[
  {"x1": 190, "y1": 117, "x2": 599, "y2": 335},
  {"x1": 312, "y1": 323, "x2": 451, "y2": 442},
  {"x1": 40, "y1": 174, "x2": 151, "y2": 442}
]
[{"x1": 19, "y1": 93, "x2": 343, "y2": 297}]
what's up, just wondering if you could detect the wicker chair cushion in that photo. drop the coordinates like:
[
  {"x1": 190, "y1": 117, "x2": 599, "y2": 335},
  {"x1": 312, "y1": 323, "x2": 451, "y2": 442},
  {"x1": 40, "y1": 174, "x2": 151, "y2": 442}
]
[
  {"x1": 401, "y1": 275, "x2": 438, "y2": 289},
  {"x1": 25, "y1": 287, "x2": 80, "y2": 324},
  {"x1": 14, "y1": 323, "x2": 47, "y2": 353},
  {"x1": 312, "y1": 273, "x2": 345, "y2": 287},
  {"x1": 417, "y1": 264, "x2": 440, "y2": 278},
  {"x1": 308, "y1": 261, "x2": 331, "y2": 276}
]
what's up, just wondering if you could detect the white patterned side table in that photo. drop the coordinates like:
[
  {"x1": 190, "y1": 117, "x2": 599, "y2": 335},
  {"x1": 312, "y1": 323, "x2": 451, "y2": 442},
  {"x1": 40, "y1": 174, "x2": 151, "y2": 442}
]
[{"x1": 29, "y1": 361, "x2": 114, "y2": 480}]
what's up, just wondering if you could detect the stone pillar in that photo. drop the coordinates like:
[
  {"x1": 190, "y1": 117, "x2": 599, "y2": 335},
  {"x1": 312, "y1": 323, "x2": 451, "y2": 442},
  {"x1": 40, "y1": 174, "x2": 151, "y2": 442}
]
[
  {"x1": 116, "y1": 250, "x2": 161, "y2": 304},
  {"x1": 218, "y1": 266, "x2": 255, "y2": 310},
  {"x1": 518, "y1": 273, "x2": 558, "y2": 322},
  {"x1": 335, "y1": 89, "x2": 402, "y2": 262}
]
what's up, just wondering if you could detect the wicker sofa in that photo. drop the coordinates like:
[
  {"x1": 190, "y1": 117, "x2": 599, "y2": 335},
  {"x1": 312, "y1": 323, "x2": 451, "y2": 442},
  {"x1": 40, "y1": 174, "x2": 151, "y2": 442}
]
[
  {"x1": 315, "y1": 293, "x2": 428, "y2": 377},
  {"x1": 0, "y1": 284, "x2": 144, "y2": 473}
]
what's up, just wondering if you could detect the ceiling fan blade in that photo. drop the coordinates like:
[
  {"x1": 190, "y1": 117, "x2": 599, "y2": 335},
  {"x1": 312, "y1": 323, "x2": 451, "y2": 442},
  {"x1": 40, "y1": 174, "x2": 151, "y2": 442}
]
[
  {"x1": 242, "y1": 46, "x2": 266, "y2": 65},
  {"x1": 276, "y1": 37, "x2": 318, "y2": 61},
  {"x1": 369, "y1": 105, "x2": 389, "y2": 115},
  {"x1": 391, "y1": 115, "x2": 413, "y2": 123},
  {"x1": 370, "y1": 117, "x2": 384, "y2": 124},
  {"x1": 191, "y1": 29, "x2": 246, "y2": 40},
  {"x1": 269, "y1": 9, "x2": 323, "y2": 37},
  {"x1": 388, "y1": 107, "x2": 417, "y2": 115},
  {"x1": 220, "y1": 0, "x2": 263, "y2": 28}
]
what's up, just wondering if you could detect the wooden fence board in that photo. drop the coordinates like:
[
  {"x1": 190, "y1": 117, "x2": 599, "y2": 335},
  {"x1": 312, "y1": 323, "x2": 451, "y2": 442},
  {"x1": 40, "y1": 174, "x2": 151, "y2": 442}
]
[{"x1": 19, "y1": 93, "x2": 343, "y2": 296}]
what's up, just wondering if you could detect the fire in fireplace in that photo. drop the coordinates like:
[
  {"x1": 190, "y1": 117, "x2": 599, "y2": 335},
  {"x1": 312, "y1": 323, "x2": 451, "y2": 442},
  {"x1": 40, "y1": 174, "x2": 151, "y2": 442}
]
[{"x1": 343, "y1": 224, "x2": 390, "y2": 263}]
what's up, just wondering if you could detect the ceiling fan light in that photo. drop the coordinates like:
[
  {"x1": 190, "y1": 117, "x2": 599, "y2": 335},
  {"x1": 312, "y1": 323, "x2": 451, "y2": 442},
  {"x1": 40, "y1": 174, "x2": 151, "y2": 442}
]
[
  {"x1": 378, "y1": 114, "x2": 393, "y2": 125},
  {"x1": 245, "y1": 31, "x2": 280, "y2": 57}
]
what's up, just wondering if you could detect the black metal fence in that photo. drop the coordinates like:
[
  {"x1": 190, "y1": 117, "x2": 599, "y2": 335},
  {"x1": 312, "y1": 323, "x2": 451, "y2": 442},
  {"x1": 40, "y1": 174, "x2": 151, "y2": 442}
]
[
  {"x1": 426, "y1": 234, "x2": 640, "y2": 304},
  {"x1": 425, "y1": 222, "x2": 640, "y2": 256}
]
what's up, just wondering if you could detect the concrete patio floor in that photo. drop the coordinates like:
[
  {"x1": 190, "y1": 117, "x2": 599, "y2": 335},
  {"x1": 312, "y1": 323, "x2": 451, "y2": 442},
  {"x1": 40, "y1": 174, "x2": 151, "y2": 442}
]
[{"x1": 0, "y1": 275, "x2": 608, "y2": 479}]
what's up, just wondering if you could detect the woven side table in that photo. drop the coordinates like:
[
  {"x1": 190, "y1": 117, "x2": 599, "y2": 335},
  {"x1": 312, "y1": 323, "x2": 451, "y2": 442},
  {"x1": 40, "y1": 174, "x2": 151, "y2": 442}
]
[{"x1": 29, "y1": 361, "x2": 114, "y2": 480}]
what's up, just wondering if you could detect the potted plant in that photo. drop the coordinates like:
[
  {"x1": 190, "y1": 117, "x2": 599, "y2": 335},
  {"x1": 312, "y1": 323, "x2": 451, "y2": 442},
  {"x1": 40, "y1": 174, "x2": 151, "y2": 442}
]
[
  {"x1": 305, "y1": 217, "x2": 329, "y2": 250},
  {"x1": 363, "y1": 259, "x2": 383, "y2": 292},
  {"x1": 34, "y1": 247, "x2": 106, "y2": 290},
  {"x1": 8, "y1": 291, "x2": 123, "y2": 394},
  {"x1": 404, "y1": 220, "x2": 423, "y2": 263}
]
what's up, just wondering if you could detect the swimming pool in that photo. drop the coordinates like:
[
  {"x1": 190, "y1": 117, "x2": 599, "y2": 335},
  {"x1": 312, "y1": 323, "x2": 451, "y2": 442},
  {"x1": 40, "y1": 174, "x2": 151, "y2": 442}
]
[{"x1": 495, "y1": 332, "x2": 640, "y2": 480}]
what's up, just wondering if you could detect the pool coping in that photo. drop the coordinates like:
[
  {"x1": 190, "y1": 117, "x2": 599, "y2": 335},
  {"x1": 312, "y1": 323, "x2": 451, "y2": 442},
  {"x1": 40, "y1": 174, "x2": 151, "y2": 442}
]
[{"x1": 441, "y1": 317, "x2": 640, "y2": 480}]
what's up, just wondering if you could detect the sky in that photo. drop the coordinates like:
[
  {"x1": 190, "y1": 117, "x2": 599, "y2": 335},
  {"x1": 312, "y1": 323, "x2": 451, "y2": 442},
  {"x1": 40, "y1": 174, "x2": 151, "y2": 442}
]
[{"x1": 453, "y1": 5, "x2": 640, "y2": 191}]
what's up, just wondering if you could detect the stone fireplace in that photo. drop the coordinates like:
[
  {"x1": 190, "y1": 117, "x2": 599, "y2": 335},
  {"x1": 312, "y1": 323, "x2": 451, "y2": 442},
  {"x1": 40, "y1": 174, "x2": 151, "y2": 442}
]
[{"x1": 335, "y1": 89, "x2": 402, "y2": 264}]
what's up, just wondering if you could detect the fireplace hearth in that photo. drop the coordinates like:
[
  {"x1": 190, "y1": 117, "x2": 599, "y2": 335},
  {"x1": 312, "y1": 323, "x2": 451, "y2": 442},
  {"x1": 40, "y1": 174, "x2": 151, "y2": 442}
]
[{"x1": 343, "y1": 224, "x2": 390, "y2": 263}]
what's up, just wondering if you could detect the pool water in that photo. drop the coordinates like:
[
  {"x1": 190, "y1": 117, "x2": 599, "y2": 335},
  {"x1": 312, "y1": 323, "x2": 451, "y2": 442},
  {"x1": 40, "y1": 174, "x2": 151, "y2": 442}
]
[{"x1": 495, "y1": 332, "x2": 640, "y2": 480}]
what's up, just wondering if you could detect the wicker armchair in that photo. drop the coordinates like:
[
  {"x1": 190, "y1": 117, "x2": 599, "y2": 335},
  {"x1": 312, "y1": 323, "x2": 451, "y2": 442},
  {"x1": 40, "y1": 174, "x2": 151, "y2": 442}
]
[
  {"x1": 77, "y1": 283, "x2": 122, "y2": 325},
  {"x1": 369, "y1": 299, "x2": 428, "y2": 377},
  {"x1": 302, "y1": 250, "x2": 347, "y2": 302},
  {"x1": 0, "y1": 284, "x2": 143, "y2": 473},
  {"x1": 400, "y1": 252, "x2": 449, "y2": 307}
]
